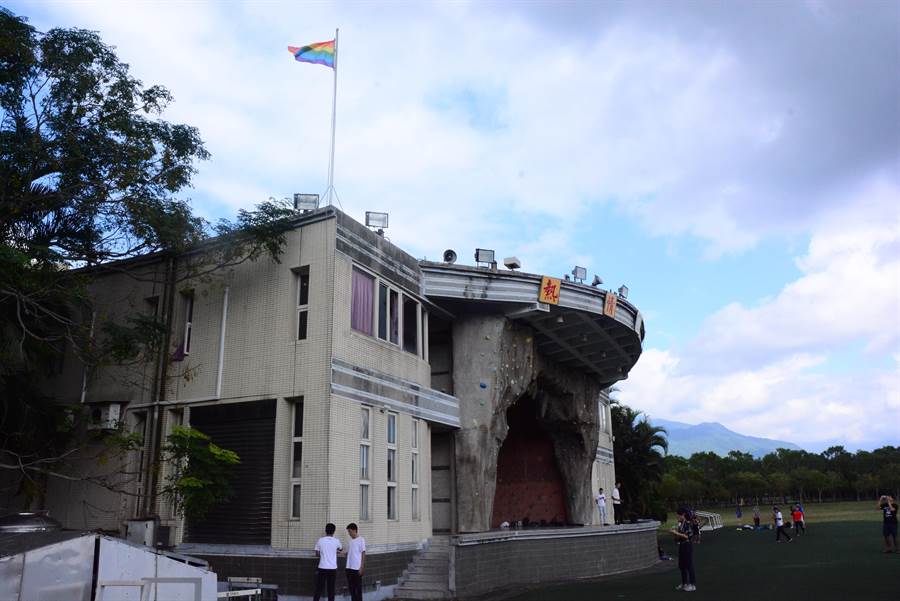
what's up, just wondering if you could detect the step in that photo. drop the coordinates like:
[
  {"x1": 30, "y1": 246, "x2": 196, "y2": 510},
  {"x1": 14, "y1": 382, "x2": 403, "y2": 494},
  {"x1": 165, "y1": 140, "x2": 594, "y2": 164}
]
[
  {"x1": 395, "y1": 585, "x2": 451, "y2": 596},
  {"x1": 406, "y1": 572, "x2": 448, "y2": 582},
  {"x1": 394, "y1": 591, "x2": 452, "y2": 600},
  {"x1": 408, "y1": 564, "x2": 449, "y2": 575},
  {"x1": 411, "y1": 556, "x2": 449, "y2": 565}
]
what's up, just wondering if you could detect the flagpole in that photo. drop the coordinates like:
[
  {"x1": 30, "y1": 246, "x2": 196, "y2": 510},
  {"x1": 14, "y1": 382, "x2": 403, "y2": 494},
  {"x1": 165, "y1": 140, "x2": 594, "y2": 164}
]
[{"x1": 326, "y1": 28, "x2": 339, "y2": 206}]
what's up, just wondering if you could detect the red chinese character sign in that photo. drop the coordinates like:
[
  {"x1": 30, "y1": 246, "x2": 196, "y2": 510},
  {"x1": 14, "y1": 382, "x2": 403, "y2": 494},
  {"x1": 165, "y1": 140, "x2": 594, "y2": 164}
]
[
  {"x1": 539, "y1": 276, "x2": 561, "y2": 305},
  {"x1": 603, "y1": 292, "x2": 617, "y2": 317}
]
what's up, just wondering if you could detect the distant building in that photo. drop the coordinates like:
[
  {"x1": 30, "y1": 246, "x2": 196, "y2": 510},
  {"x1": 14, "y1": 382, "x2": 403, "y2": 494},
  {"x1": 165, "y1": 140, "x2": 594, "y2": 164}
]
[{"x1": 6, "y1": 206, "x2": 651, "y2": 599}]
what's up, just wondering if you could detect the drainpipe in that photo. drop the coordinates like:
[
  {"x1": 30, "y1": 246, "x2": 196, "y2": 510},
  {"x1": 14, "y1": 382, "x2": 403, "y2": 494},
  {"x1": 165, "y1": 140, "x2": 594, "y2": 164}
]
[
  {"x1": 215, "y1": 286, "x2": 229, "y2": 398},
  {"x1": 144, "y1": 254, "x2": 177, "y2": 517}
]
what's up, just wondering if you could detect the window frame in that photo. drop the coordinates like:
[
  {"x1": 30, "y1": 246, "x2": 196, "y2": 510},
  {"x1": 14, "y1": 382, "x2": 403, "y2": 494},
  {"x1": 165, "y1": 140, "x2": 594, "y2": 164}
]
[
  {"x1": 387, "y1": 411, "x2": 398, "y2": 520},
  {"x1": 411, "y1": 418, "x2": 420, "y2": 520},
  {"x1": 295, "y1": 266, "x2": 310, "y2": 341},
  {"x1": 350, "y1": 264, "x2": 425, "y2": 356},
  {"x1": 359, "y1": 406, "x2": 371, "y2": 521},
  {"x1": 181, "y1": 291, "x2": 194, "y2": 355},
  {"x1": 290, "y1": 397, "x2": 304, "y2": 519}
]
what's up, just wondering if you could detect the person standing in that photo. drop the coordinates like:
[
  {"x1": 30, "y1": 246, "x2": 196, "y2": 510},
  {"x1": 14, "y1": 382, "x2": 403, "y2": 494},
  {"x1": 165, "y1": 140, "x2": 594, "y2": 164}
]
[
  {"x1": 773, "y1": 507, "x2": 792, "y2": 543},
  {"x1": 345, "y1": 523, "x2": 366, "y2": 601},
  {"x1": 671, "y1": 507, "x2": 697, "y2": 592},
  {"x1": 879, "y1": 495, "x2": 898, "y2": 553},
  {"x1": 313, "y1": 523, "x2": 342, "y2": 601},
  {"x1": 752, "y1": 504, "x2": 761, "y2": 528},
  {"x1": 612, "y1": 482, "x2": 622, "y2": 525},
  {"x1": 791, "y1": 505, "x2": 805, "y2": 536},
  {"x1": 596, "y1": 488, "x2": 608, "y2": 525}
]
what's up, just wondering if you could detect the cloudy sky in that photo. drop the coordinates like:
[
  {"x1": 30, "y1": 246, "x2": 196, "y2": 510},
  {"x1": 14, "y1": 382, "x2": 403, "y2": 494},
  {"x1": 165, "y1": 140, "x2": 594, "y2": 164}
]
[{"x1": 12, "y1": 0, "x2": 899, "y2": 451}]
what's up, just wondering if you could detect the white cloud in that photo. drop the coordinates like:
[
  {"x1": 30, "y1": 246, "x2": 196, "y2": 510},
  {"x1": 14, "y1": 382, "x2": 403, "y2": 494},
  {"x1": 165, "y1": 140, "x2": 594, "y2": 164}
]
[
  {"x1": 620, "y1": 174, "x2": 900, "y2": 450},
  {"x1": 22, "y1": 0, "x2": 900, "y2": 450}
]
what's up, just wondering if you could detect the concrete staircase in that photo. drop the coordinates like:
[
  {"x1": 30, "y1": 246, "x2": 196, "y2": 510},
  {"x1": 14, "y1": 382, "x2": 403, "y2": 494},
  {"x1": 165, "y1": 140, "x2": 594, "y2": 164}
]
[{"x1": 394, "y1": 536, "x2": 452, "y2": 600}]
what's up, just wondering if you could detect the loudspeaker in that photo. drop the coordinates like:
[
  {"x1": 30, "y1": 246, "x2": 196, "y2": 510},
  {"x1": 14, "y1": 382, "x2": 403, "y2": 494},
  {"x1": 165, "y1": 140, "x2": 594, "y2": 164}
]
[{"x1": 443, "y1": 249, "x2": 457, "y2": 264}]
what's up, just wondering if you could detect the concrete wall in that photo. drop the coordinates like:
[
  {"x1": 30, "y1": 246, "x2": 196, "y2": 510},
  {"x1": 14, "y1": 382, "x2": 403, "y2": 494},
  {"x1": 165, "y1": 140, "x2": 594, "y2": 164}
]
[{"x1": 450, "y1": 523, "x2": 659, "y2": 599}]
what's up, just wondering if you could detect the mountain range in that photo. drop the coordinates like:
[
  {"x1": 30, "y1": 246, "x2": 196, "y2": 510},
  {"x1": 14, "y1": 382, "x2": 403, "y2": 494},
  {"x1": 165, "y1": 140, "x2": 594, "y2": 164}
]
[{"x1": 652, "y1": 418, "x2": 802, "y2": 458}]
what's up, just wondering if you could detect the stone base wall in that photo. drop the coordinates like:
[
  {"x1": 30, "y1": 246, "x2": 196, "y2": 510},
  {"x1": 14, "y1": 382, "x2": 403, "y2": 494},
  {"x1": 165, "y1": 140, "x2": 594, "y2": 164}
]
[
  {"x1": 194, "y1": 549, "x2": 416, "y2": 599},
  {"x1": 450, "y1": 523, "x2": 659, "y2": 599}
]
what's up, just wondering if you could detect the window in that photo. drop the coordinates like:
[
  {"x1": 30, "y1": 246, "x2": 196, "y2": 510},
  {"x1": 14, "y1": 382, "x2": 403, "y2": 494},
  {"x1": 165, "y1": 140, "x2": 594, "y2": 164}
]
[
  {"x1": 181, "y1": 291, "x2": 194, "y2": 355},
  {"x1": 599, "y1": 401, "x2": 609, "y2": 434},
  {"x1": 290, "y1": 397, "x2": 304, "y2": 518},
  {"x1": 360, "y1": 407, "x2": 371, "y2": 520},
  {"x1": 421, "y1": 310, "x2": 428, "y2": 360},
  {"x1": 387, "y1": 413, "x2": 396, "y2": 445},
  {"x1": 402, "y1": 295, "x2": 418, "y2": 354},
  {"x1": 351, "y1": 267, "x2": 375, "y2": 335},
  {"x1": 389, "y1": 289, "x2": 399, "y2": 344},
  {"x1": 378, "y1": 283, "x2": 388, "y2": 340},
  {"x1": 411, "y1": 418, "x2": 420, "y2": 520},
  {"x1": 351, "y1": 265, "x2": 425, "y2": 353},
  {"x1": 387, "y1": 411, "x2": 397, "y2": 520},
  {"x1": 296, "y1": 267, "x2": 310, "y2": 340}
]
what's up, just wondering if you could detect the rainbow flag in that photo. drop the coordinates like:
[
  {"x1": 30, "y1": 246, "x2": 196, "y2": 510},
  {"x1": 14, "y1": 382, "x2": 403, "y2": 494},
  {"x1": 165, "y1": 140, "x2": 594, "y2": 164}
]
[{"x1": 288, "y1": 40, "x2": 335, "y2": 69}]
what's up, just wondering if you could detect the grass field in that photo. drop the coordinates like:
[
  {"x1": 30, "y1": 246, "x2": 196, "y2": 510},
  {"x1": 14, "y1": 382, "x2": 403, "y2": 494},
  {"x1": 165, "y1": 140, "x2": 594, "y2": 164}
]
[{"x1": 505, "y1": 502, "x2": 897, "y2": 601}]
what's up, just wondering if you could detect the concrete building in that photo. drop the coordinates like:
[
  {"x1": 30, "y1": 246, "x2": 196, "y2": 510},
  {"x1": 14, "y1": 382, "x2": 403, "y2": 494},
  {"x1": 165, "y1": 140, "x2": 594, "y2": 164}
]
[{"x1": 10, "y1": 206, "x2": 652, "y2": 599}]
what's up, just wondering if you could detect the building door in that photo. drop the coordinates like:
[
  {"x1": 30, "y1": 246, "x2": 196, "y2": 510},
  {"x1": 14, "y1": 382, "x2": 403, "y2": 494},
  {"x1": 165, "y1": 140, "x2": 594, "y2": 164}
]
[{"x1": 431, "y1": 431, "x2": 453, "y2": 533}]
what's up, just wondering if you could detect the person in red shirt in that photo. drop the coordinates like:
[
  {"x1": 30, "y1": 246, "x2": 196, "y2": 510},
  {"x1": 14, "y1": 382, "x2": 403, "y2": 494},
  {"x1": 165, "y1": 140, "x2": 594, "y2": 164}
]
[{"x1": 792, "y1": 505, "x2": 805, "y2": 535}]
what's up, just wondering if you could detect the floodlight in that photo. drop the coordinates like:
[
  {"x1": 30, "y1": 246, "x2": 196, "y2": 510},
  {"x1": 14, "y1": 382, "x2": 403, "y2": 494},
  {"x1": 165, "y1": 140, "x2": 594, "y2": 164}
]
[
  {"x1": 572, "y1": 266, "x2": 587, "y2": 282},
  {"x1": 474, "y1": 248, "x2": 495, "y2": 264},
  {"x1": 503, "y1": 256, "x2": 521, "y2": 270},
  {"x1": 365, "y1": 211, "x2": 389, "y2": 229},
  {"x1": 618, "y1": 285, "x2": 629, "y2": 299},
  {"x1": 293, "y1": 193, "x2": 319, "y2": 211},
  {"x1": 591, "y1": 275, "x2": 603, "y2": 287}
]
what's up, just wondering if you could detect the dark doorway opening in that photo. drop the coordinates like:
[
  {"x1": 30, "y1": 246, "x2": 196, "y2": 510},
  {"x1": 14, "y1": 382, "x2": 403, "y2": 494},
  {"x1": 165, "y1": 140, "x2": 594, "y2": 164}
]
[{"x1": 491, "y1": 395, "x2": 568, "y2": 528}]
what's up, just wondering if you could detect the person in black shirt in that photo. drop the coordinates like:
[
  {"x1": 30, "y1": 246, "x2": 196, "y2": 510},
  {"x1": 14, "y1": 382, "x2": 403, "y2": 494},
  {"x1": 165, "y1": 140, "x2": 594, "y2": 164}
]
[
  {"x1": 879, "y1": 495, "x2": 898, "y2": 553},
  {"x1": 671, "y1": 507, "x2": 697, "y2": 592}
]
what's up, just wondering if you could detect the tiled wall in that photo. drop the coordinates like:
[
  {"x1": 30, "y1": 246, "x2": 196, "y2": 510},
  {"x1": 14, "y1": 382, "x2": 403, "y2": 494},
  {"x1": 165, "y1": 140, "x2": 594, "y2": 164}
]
[
  {"x1": 198, "y1": 549, "x2": 417, "y2": 597},
  {"x1": 452, "y1": 526, "x2": 658, "y2": 599}
]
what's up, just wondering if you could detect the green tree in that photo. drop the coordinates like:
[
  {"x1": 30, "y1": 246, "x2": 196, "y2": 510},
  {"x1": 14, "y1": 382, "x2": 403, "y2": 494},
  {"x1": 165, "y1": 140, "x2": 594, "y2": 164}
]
[
  {"x1": 0, "y1": 9, "x2": 294, "y2": 508},
  {"x1": 768, "y1": 471, "x2": 791, "y2": 502},
  {"x1": 160, "y1": 426, "x2": 240, "y2": 519},
  {"x1": 611, "y1": 400, "x2": 668, "y2": 518}
]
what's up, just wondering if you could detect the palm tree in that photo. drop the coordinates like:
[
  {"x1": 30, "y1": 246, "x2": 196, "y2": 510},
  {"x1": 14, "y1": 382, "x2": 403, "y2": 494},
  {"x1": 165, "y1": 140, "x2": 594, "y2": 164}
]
[{"x1": 610, "y1": 399, "x2": 668, "y2": 518}]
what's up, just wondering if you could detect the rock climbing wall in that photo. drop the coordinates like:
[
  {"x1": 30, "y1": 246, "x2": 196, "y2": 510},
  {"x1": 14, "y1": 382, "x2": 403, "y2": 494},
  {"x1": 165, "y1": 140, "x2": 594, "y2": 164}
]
[
  {"x1": 451, "y1": 314, "x2": 603, "y2": 532},
  {"x1": 490, "y1": 394, "x2": 568, "y2": 527}
]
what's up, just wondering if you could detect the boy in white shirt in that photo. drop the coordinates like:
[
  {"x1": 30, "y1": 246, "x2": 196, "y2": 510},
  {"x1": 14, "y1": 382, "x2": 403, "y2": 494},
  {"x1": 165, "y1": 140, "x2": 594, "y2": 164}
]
[
  {"x1": 772, "y1": 507, "x2": 792, "y2": 543},
  {"x1": 313, "y1": 523, "x2": 342, "y2": 601},
  {"x1": 345, "y1": 522, "x2": 366, "y2": 601},
  {"x1": 596, "y1": 488, "x2": 608, "y2": 525}
]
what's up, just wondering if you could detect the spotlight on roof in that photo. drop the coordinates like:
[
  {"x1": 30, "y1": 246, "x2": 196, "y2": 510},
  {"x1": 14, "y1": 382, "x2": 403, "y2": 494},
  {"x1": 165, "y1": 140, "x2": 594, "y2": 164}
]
[
  {"x1": 503, "y1": 256, "x2": 521, "y2": 270},
  {"x1": 293, "y1": 193, "x2": 320, "y2": 212},
  {"x1": 572, "y1": 266, "x2": 587, "y2": 283},
  {"x1": 474, "y1": 248, "x2": 496, "y2": 268},
  {"x1": 365, "y1": 211, "x2": 389, "y2": 235},
  {"x1": 618, "y1": 285, "x2": 629, "y2": 299},
  {"x1": 591, "y1": 275, "x2": 603, "y2": 287}
]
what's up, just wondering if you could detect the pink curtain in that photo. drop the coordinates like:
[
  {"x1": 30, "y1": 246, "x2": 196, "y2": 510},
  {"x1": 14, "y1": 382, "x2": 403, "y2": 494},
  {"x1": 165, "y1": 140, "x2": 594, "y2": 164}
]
[{"x1": 351, "y1": 268, "x2": 374, "y2": 334}]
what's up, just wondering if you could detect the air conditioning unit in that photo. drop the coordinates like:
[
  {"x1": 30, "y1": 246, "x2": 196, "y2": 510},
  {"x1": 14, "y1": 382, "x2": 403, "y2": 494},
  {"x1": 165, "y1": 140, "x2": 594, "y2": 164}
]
[{"x1": 87, "y1": 403, "x2": 122, "y2": 430}]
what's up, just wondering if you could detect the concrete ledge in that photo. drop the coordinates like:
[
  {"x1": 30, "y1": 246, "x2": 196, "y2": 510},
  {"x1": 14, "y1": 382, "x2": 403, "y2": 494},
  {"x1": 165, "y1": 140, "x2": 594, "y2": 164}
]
[
  {"x1": 454, "y1": 521, "x2": 659, "y2": 546},
  {"x1": 450, "y1": 523, "x2": 659, "y2": 599},
  {"x1": 178, "y1": 539, "x2": 424, "y2": 558}
]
